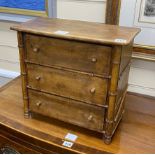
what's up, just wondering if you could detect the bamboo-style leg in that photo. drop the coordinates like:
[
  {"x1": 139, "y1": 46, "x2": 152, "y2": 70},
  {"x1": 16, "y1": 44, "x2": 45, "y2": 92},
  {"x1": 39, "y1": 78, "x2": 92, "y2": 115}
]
[
  {"x1": 17, "y1": 32, "x2": 30, "y2": 118},
  {"x1": 104, "y1": 46, "x2": 122, "y2": 144},
  {"x1": 103, "y1": 135, "x2": 112, "y2": 145}
]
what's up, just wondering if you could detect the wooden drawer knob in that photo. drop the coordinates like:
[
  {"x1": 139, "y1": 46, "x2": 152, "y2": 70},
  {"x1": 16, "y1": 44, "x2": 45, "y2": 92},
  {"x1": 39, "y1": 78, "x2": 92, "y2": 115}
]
[
  {"x1": 33, "y1": 47, "x2": 39, "y2": 53},
  {"x1": 91, "y1": 58, "x2": 97, "y2": 63},
  {"x1": 35, "y1": 76, "x2": 41, "y2": 81},
  {"x1": 36, "y1": 101, "x2": 42, "y2": 107},
  {"x1": 90, "y1": 88, "x2": 96, "y2": 94},
  {"x1": 88, "y1": 115, "x2": 93, "y2": 121}
]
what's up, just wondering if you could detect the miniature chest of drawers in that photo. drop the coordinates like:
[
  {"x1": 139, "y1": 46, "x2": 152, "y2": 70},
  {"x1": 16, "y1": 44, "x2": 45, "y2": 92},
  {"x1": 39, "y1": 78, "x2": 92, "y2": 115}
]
[{"x1": 11, "y1": 18, "x2": 140, "y2": 144}]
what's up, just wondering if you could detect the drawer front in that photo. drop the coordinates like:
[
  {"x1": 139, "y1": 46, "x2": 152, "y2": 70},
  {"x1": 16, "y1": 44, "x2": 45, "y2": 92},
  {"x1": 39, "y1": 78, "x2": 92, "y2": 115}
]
[
  {"x1": 29, "y1": 89, "x2": 104, "y2": 132},
  {"x1": 25, "y1": 34, "x2": 111, "y2": 76},
  {"x1": 27, "y1": 64, "x2": 108, "y2": 105}
]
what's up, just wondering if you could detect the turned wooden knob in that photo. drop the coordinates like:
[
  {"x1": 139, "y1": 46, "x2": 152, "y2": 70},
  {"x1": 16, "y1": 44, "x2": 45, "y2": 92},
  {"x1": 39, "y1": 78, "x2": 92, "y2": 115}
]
[
  {"x1": 35, "y1": 76, "x2": 41, "y2": 81},
  {"x1": 91, "y1": 58, "x2": 97, "y2": 63},
  {"x1": 36, "y1": 101, "x2": 42, "y2": 107},
  {"x1": 33, "y1": 47, "x2": 39, "y2": 53},
  {"x1": 90, "y1": 88, "x2": 96, "y2": 94},
  {"x1": 88, "y1": 115, "x2": 93, "y2": 121}
]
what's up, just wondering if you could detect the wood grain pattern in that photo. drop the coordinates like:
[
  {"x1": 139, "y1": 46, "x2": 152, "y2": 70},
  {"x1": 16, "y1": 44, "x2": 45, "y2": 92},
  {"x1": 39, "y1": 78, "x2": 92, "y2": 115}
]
[
  {"x1": 106, "y1": 0, "x2": 122, "y2": 25},
  {"x1": 0, "y1": 134, "x2": 39, "y2": 154},
  {"x1": 119, "y1": 42, "x2": 133, "y2": 75},
  {"x1": 27, "y1": 64, "x2": 108, "y2": 106},
  {"x1": 104, "y1": 46, "x2": 122, "y2": 144},
  {"x1": 17, "y1": 32, "x2": 30, "y2": 118},
  {"x1": 25, "y1": 34, "x2": 112, "y2": 76},
  {"x1": 11, "y1": 18, "x2": 140, "y2": 46},
  {"x1": 105, "y1": 0, "x2": 155, "y2": 61},
  {"x1": 0, "y1": 78, "x2": 155, "y2": 153},
  {"x1": 11, "y1": 18, "x2": 139, "y2": 144},
  {"x1": 115, "y1": 65, "x2": 130, "y2": 115},
  {"x1": 29, "y1": 89, "x2": 105, "y2": 132}
]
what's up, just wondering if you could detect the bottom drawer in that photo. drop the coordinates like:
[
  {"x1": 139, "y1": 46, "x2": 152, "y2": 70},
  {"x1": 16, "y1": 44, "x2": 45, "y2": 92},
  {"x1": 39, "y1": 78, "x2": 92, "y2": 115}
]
[{"x1": 29, "y1": 89, "x2": 105, "y2": 132}]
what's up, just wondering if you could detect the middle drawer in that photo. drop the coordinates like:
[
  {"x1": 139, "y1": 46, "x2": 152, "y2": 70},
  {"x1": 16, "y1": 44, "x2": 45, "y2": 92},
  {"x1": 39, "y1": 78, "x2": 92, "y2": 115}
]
[{"x1": 27, "y1": 64, "x2": 108, "y2": 106}]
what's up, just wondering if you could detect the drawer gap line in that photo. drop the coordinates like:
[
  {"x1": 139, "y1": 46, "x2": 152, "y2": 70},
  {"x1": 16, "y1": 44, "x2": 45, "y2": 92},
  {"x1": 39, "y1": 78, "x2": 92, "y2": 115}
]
[
  {"x1": 25, "y1": 61, "x2": 111, "y2": 79},
  {"x1": 27, "y1": 87, "x2": 108, "y2": 109}
]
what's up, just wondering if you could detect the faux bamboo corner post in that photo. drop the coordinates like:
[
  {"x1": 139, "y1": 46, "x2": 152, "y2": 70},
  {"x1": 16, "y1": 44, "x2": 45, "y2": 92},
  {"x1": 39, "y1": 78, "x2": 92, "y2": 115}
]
[{"x1": 17, "y1": 32, "x2": 30, "y2": 118}]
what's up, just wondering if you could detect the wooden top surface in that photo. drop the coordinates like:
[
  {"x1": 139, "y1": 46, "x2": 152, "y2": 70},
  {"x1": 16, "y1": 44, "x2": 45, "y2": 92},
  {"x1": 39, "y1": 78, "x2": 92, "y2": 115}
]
[
  {"x1": 11, "y1": 17, "x2": 140, "y2": 46},
  {"x1": 0, "y1": 77, "x2": 155, "y2": 153}
]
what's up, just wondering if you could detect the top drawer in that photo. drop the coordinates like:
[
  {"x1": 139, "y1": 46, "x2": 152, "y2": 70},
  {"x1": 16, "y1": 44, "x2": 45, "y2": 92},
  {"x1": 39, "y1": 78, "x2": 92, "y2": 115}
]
[{"x1": 25, "y1": 34, "x2": 111, "y2": 76}]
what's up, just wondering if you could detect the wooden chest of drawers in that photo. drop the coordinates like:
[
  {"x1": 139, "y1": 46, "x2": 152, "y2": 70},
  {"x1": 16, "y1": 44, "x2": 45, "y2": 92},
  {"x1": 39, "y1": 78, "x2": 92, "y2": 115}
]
[{"x1": 11, "y1": 17, "x2": 140, "y2": 144}]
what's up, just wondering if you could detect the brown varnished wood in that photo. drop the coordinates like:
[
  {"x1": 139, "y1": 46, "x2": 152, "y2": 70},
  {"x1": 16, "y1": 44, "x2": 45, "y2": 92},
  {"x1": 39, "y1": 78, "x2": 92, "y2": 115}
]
[
  {"x1": 115, "y1": 65, "x2": 130, "y2": 115},
  {"x1": 11, "y1": 18, "x2": 140, "y2": 144},
  {"x1": 27, "y1": 64, "x2": 108, "y2": 106},
  {"x1": 106, "y1": 0, "x2": 122, "y2": 25},
  {"x1": 25, "y1": 34, "x2": 112, "y2": 76},
  {"x1": 11, "y1": 18, "x2": 140, "y2": 46},
  {"x1": 0, "y1": 78, "x2": 155, "y2": 153},
  {"x1": 17, "y1": 32, "x2": 30, "y2": 118},
  {"x1": 104, "y1": 46, "x2": 122, "y2": 143},
  {"x1": 0, "y1": 134, "x2": 40, "y2": 154},
  {"x1": 105, "y1": 0, "x2": 155, "y2": 61},
  {"x1": 29, "y1": 89, "x2": 105, "y2": 132},
  {"x1": 119, "y1": 42, "x2": 133, "y2": 75}
]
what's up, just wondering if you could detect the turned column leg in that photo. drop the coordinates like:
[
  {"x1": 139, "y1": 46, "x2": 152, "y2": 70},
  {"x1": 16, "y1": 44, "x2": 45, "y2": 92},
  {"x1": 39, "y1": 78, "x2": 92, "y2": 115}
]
[
  {"x1": 17, "y1": 32, "x2": 30, "y2": 119},
  {"x1": 104, "y1": 46, "x2": 122, "y2": 144}
]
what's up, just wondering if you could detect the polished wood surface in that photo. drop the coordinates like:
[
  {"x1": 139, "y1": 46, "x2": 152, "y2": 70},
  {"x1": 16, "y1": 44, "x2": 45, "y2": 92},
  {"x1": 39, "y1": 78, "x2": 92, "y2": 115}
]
[
  {"x1": 29, "y1": 89, "x2": 105, "y2": 132},
  {"x1": 27, "y1": 64, "x2": 108, "y2": 106},
  {"x1": 25, "y1": 34, "x2": 112, "y2": 76},
  {"x1": 0, "y1": 77, "x2": 155, "y2": 153},
  {"x1": 11, "y1": 17, "x2": 140, "y2": 46},
  {"x1": 106, "y1": 0, "x2": 155, "y2": 61},
  {"x1": 106, "y1": 0, "x2": 121, "y2": 25},
  {"x1": 115, "y1": 65, "x2": 130, "y2": 115},
  {"x1": 119, "y1": 43, "x2": 133, "y2": 75},
  {"x1": 11, "y1": 18, "x2": 140, "y2": 143},
  {"x1": 0, "y1": 135, "x2": 39, "y2": 154}
]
